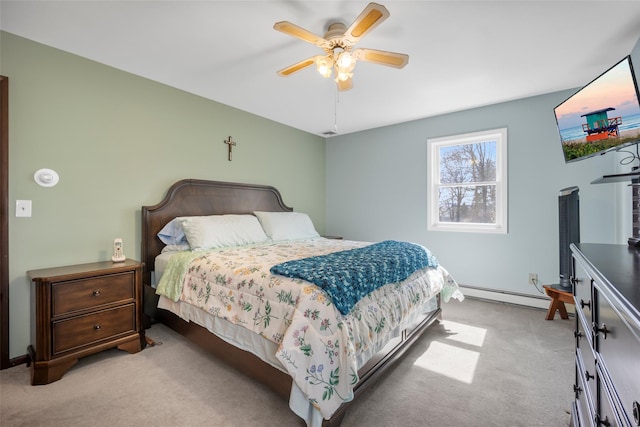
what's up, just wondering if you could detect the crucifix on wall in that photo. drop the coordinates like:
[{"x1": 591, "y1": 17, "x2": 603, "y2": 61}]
[{"x1": 223, "y1": 136, "x2": 237, "y2": 161}]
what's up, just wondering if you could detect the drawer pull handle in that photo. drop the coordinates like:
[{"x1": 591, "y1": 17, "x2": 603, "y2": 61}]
[
  {"x1": 573, "y1": 330, "x2": 583, "y2": 339},
  {"x1": 573, "y1": 384, "x2": 582, "y2": 398},
  {"x1": 92, "y1": 290, "x2": 101, "y2": 297},
  {"x1": 633, "y1": 401, "x2": 639, "y2": 426},
  {"x1": 584, "y1": 370, "x2": 594, "y2": 381},
  {"x1": 94, "y1": 324, "x2": 101, "y2": 330},
  {"x1": 580, "y1": 299, "x2": 591, "y2": 309},
  {"x1": 593, "y1": 323, "x2": 609, "y2": 339},
  {"x1": 571, "y1": 276, "x2": 581, "y2": 285},
  {"x1": 595, "y1": 414, "x2": 610, "y2": 426}
]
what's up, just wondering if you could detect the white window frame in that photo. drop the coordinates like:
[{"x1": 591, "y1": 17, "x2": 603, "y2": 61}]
[{"x1": 427, "y1": 128, "x2": 508, "y2": 234}]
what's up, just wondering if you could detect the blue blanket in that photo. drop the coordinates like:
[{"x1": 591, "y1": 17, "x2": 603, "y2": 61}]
[{"x1": 270, "y1": 240, "x2": 438, "y2": 315}]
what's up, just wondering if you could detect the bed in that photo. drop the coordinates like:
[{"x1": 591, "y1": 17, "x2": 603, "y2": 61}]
[{"x1": 141, "y1": 179, "x2": 462, "y2": 426}]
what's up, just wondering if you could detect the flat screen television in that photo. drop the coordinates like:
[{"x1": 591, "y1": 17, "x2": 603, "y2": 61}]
[{"x1": 554, "y1": 55, "x2": 640, "y2": 163}]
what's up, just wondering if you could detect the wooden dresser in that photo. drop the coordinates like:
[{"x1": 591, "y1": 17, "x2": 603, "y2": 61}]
[
  {"x1": 570, "y1": 243, "x2": 640, "y2": 427},
  {"x1": 28, "y1": 259, "x2": 145, "y2": 385}
]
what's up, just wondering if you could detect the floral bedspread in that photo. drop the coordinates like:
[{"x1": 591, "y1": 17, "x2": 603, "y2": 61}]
[{"x1": 156, "y1": 238, "x2": 462, "y2": 419}]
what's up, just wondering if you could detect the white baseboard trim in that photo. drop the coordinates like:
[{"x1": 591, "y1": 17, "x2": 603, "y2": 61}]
[{"x1": 458, "y1": 285, "x2": 563, "y2": 311}]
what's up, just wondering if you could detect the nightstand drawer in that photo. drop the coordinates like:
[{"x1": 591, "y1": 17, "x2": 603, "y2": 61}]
[
  {"x1": 52, "y1": 271, "x2": 135, "y2": 316},
  {"x1": 52, "y1": 304, "x2": 136, "y2": 355}
]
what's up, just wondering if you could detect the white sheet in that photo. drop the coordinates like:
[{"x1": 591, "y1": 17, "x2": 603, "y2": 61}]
[
  {"x1": 157, "y1": 295, "x2": 285, "y2": 371},
  {"x1": 152, "y1": 250, "x2": 178, "y2": 288}
]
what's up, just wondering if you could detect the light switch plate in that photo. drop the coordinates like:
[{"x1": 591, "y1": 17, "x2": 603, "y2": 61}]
[{"x1": 16, "y1": 200, "x2": 32, "y2": 217}]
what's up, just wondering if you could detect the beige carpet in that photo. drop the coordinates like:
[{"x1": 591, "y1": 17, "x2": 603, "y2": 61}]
[{"x1": 1, "y1": 298, "x2": 574, "y2": 426}]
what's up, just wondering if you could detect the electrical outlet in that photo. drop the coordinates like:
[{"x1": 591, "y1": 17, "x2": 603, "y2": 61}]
[{"x1": 528, "y1": 273, "x2": 538, "y2": 286}]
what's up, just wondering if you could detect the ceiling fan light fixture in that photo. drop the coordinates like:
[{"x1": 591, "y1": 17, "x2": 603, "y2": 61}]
[
  {"x1": 316, "y1": 56, "x2": 333, "y2": 78},
  {"x1": 333, "y1": 49, "x2": 356, "y2": 82},
  {"x1": 336, "y1": 51, "x2": 355, "y2": 71},
  {"x1": 335, "y1": 70, "x2": 353, "y2": 82}
]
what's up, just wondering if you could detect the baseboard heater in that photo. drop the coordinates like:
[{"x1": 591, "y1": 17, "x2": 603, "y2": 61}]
[{"x1": 459, "y1": 284, "x2": 574, "y2": 314}]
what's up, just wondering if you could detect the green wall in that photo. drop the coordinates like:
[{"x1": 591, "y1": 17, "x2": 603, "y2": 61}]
[{"x1": 1, "y1": 32, "x2": 326, "y2": 359}]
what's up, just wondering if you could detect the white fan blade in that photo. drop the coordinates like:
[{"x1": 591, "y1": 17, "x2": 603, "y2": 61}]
[
  {"x1": 277, "y1": 55, "x2": 323, "y2": 76},
  {"x1": 343, "y1": 2, "x2": 390, "y2": 45},
  {"x1": 274, "y1": 21, "x2": 330, "y2": 48},
  {"x1": 353, "y1": 48, "x2": 409, "y2": 68}
]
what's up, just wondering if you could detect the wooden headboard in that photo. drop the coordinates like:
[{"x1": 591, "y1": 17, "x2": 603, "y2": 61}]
[{"x1": 141, "y1": 179, "x2": 292, "y2": 281}]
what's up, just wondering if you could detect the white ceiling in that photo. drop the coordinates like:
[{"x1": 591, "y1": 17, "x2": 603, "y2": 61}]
[{"x1": 2, "y1": 1, "x2": 640, "y2": 137}]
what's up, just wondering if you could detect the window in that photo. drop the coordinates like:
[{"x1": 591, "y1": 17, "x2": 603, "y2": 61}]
[{"x1": 427, "y1": 128, "x2": 507, "y2": 233}]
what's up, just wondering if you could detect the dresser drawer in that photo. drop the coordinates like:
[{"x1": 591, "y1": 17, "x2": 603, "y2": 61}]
[
  {"x1": 597, "y1": 363, "x2": 628, "y2": 427},
  {"x1": 596, "y1": 288, "x2": 640, "y2": 426},
  {"x1": 573, "y1": 255, "x2": 593, "y2": 322},
  {"x1": 52, "y1": 271, "x2": 135, "y2": 316},
  {"x1": 576, "y1": 312, "x2": 597, "y2": 403},
  {"x1": 576, "y1": 350, "x2": 596, "y2": 427},
  {"x1": 52, "y1": 304, "x2": 136, "y2": 355}
]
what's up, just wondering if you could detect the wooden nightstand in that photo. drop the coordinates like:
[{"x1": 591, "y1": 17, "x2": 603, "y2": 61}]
[{"x1": 27, "y1": 259, "x2": 145, "y2": 385}]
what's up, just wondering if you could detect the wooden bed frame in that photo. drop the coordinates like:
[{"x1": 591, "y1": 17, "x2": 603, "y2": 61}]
[{"x1": 141, "y1": 179, "x2": 442, "y2": 426}]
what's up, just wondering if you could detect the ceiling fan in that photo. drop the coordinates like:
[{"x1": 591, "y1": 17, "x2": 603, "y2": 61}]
[{"x1": 274, "y1": 2, "x2": 409, "y2": 91}]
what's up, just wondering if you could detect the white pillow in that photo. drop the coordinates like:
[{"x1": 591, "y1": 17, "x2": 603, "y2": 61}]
[
  {"x1": 253, "y1": 211, "x2": 320, "y2": 241},
  {"x1": 180, "y1": 214, "x2": 268, "y2": 251}
]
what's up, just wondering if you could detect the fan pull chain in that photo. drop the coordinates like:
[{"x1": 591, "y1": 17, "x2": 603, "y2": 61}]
[{"x1": 333, "y1": 85, "x2": 339, "y2": 133}]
